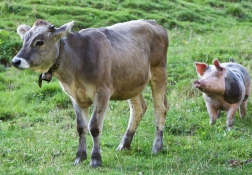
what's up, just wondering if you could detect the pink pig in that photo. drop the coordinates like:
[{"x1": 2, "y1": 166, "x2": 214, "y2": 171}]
[{"x1": 194, "y1": 58, "x2": 251, "y2": 130}]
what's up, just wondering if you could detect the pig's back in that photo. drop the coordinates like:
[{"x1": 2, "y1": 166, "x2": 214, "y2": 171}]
[{"x1": 222, "y1": 62, "x2": 251, "y2": 96}]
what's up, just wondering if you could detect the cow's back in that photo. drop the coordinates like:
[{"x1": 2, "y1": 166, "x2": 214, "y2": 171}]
[
  {"x1": 102, "y1": 20, "x2": 168, "y2": 99},
  {"x1": 104, "y1": 20, "x2": 168, "y2": 66},
  {"x1": 79, "y1": 19, "x2": 168, "y2": 65},
  {"x1": 75, "y1": 20, "x2": 168, "y2": 100}
]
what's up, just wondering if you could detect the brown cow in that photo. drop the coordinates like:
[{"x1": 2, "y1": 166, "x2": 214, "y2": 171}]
[{"x1": 12, "y1": 19, "x2": 169, "y2": 167}]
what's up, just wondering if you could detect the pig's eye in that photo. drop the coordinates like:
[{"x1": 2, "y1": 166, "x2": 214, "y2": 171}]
[
  {"x1": 213, "y1": 72, "x2": 219, "y2": 77},
  {"x1": 35, "y1": 40, "x2": 44, "y2": 47}
]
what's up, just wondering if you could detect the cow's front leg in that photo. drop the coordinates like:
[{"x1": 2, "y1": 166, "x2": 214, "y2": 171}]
[
  {"x1": 117, "y1": 94, "x2": 147, "y2": 151},
  {"x1": 72, "y1": 100, "x2": 89, "y2": 165},
  {"x1": 89, "y1": 89, "x2": 110, "y2": 167}
]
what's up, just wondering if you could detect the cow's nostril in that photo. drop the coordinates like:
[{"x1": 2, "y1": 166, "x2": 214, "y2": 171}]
[{"x1": 12, "y1": 59, "x2": 21, "y2": 68}]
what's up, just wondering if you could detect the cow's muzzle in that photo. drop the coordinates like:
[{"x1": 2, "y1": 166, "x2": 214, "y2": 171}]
[
  {"x1": 12, "y1": 59, "x2": 21, "y2": 68},
  {"x1": 11, "y1": 57, "x2": 30, "y2": 69}
]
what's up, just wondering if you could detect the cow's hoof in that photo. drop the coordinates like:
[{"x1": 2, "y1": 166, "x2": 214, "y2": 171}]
[
  {"x1": 90, "y1": 151, "x2": 102, "y2": 168},
  {"x1": 152, "y1": 139, "x2": 163, "y2": 153},
  {"x1": 90, "y1": 159, "x2": 102, "y2": 168},
  {"x1": 74, "y1": 158, "x2": 82, "y2": 166},
  {"x1": 116, "y1": 143, "x2": 131, "y2": 151},
  {"x1": 152, "y1": 146, "x2": 163, "y2": 154},
  {"x1": 73, "y1": 150, "x2": 87, "y2": 165},
  {"x1": 116, "y1": 134, "x2": 133, "y2": 151}
]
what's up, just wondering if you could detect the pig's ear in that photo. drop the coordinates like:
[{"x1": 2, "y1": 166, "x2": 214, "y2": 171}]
[
  {"x1": 213, "y1": 59, "x2": 227, "y2": 76},
  {"x1": 213, "y1": 59, "x2": 221, "y2": 70},
  {"x1": 195, "y1": 62, "x2": 208, "y2": 76}
]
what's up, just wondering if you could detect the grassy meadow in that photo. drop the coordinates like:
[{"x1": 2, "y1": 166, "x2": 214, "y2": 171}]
[{"x1": 1, "y1": 0, "x2": 252, "y2": 174}]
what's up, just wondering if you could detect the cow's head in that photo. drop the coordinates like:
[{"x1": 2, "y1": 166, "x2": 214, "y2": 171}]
[{"x1": 12, "y1": 19, "x2": 74, "y2": 73}]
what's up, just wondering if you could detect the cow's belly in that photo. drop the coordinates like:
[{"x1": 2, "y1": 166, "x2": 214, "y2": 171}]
[
  {"x1": 110, "y1": 70, "x2": 150, "y2": 100},
  {"x1": 111, "y1": 84, "x2": 147, "y2": 100}
]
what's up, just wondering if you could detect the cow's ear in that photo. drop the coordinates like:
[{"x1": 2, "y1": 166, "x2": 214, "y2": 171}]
[
  {"x1": 17, "y1": 25, "x2": 31, "y2": 40},
  {"x1": 195, "y1": 62, "x2": 208, "y2": 76},
  {"x1": 53, "y1": 21, "x2": 74, "y2": 39}
]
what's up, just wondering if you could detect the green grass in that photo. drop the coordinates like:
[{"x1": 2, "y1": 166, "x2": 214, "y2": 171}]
[{"x1": 1, "y1": 0, "x2": 252, "y2": 174}]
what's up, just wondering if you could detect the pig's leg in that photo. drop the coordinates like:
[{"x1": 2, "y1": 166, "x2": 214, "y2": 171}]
[
  {"x1": 239, "y1": 100, "x2": 248, "y2": 118},
  {"x1": 226, "y1": 107, "x2": 238, "y2": 130},
  {"x1": 205, "y1": 104, "x2": 218, "y2": 125},
  {"x1": 217, "y1": 110, "x2": 221, "y2": 118}
]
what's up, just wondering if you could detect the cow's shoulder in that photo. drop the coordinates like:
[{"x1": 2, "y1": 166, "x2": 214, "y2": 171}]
[{"x1": 66, "y1": 28, "x2": 109, "y2": 49}]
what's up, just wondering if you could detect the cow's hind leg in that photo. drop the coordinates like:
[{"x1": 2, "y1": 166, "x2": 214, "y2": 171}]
[
  {"x1": 72, "y1": 100, "x2": 89, "y2": 165},
  {"x1": 117, "y1": 93, "x2": 147, "y2": 151},
  {"x1": 150, "y1": 66, "x2": 169, "y2": 153}
]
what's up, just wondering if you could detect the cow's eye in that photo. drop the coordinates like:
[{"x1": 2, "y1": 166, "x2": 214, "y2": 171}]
[{"x1": 35, "y1": 41, "x2": 44, "y2": 46}]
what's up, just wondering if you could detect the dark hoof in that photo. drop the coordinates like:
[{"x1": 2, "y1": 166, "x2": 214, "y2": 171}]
[
  {"x1": 74, "y1": 150, "x2": 87, "y2": 165},
  {"x1": 90, "y1": 159, "x2": 102, "y2": 168}
]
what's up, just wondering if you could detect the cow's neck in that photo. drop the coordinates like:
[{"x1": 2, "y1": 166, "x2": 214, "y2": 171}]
[
  {"x1": 38, "y1": 39, "x2": 64, "y2": 88},
  {"x1": 51, "y1": 38, "x2": 76, "y2": 85}
]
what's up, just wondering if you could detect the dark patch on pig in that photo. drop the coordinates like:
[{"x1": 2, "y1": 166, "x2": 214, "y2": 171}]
[{"x1": 224, "y1": 77, "x2": 241, "y2": 104}]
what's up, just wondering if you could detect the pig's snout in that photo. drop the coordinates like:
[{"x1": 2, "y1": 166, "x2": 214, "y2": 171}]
[
  {"x1": 194, "y1": 80, "x2": 201, "y2": 88},
  {"x1": 194, "y1": 80, "x2": 204, "y2": 91}
]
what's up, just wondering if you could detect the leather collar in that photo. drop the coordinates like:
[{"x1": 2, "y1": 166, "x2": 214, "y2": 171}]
[{"x1": 38, "y1": 40, "x2": 64, "y2": 88}]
